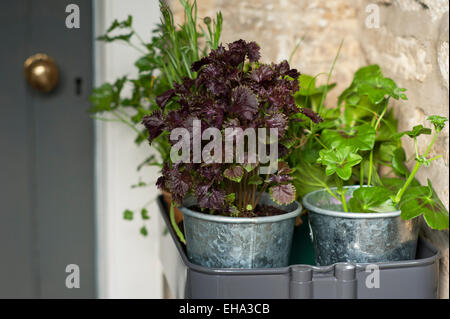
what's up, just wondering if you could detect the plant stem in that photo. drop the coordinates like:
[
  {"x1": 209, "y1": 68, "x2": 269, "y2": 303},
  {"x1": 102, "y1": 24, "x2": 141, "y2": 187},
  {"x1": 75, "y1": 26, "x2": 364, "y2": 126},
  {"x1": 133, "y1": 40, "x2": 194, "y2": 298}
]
[
  {"x1": 313, "y1": 135, "x2": 328, "y2": 149},
  {"x1": 305, "y1": 72, "x2": 327, "y2": 112},
  {"x1": 393, "y1": 161, "x2": 420, "y2": 204},
  {"x1": 334, "y1": 175, "x2": 348, "y2": 212},
  {"x1": 288, "y1": 36, "x2": 304, "y2": 65},
  {"x1": 367, "y1": 100, "x2": 388, "y2": 187},
  {"x1": 394, "y1": 131, "x2": 438, "y2": 203},
  {"x1": 360, "y1": 159, "x2": 364, "y2": 187},
  {"x1": 414, "y1": 138, "x2": 419, "y2": 159},
  {"x1": 318, "y1": 39, "x2": 343, "y2": 115},
  {"x1": 112, "y1": 110, "x2": 147, "y2": 141},
  {"x1": 424, "y1": 131, "x2": 438, "y2": 157},
  {"x1": 429, "y1": 155, "x2": 443, "y2": 161},
  {"x1": 254, "y1": 183, "x2": 268, "y2": 209},
  {"x1": 367, "y1": 150, "x2": 374, "y2": 186},
  {"x1": 374, "y1": 101, "x2": 388, "y2": 130},
  {"x1": 239, "y1": 180, "x2": 243, "y2": 211},
  {"x1": 123, "y1": 41, "x2": 146, "y2": 55},
  {"x1": 340, "y1": 190, "x2": 349, "y2": 212},
  {"x1": 170, "y1": 202, "x2": 185, "y2": 244},
  {"x1": 131, "y1": 27, "x2": 146, "y2": 47},
  {"x1": 324, "y1": 186, "x2": 340, "y2": 202}
]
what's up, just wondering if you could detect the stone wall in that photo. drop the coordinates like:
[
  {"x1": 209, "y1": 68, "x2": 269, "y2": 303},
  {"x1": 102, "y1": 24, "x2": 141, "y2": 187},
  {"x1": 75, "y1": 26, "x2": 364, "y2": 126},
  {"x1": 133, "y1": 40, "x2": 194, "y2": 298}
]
[
  {"x1": 168, "y1": 0, "x2": 449, "y2": 298},
  {"x1": 358, "y1": 0, "x2": 449, "y2": 299}
]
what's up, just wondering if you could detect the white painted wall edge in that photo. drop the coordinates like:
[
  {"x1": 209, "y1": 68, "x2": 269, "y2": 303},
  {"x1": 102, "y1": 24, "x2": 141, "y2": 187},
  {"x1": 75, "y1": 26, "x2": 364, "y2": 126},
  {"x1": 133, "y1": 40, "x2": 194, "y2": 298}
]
[{"x1": 93, "y1": 0, "x2": 163, "y2": 299}]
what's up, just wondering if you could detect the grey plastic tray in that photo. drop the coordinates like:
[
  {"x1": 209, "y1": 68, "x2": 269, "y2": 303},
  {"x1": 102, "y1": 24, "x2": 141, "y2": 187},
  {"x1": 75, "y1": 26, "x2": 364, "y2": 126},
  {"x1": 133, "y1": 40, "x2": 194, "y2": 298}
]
[{"x1": 157, "y1": 196, "x2": 440, "y2": 299}]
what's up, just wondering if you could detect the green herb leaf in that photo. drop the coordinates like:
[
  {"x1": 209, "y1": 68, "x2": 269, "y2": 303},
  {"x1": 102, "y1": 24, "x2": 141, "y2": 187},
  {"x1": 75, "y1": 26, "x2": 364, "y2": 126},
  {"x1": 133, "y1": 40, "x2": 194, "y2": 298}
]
[
  {"x1": 427, "y1": 115, "x2": 448, "y2": 133},
  {"x1": 242, "y1": 161, "x2": 257, "y2": 173},
  {"x1": 88, "y1": 83, "x2": 114, "y2": 113},
  {"x1": 140, "y1": 226, "x2": 148, "y2": 237},
  {"x1": 97, "y1": 32, "x2": 134, "y2": 43},
  {"x1": 375, "y1": 109, "x2": 399, "y2": 141},
  {"x1": 248, "y1": 175, "x2": 263, "y2": 185},
  {"x1": 317, "y1": 146, "x2": 362, "y2": 180},
  {"x1": 381, "y1": 177, "x2": 405, "y2": 193},
  {"x1": 123, "y1": 209, "x2": 134, "y2": 220},
  {"x1": 404, "y1": 125, "x2": 432, "y2": 138},
  {"x1": 141, "y1": 208, "x2": 150, "y2": 220},
  {"x1": 343, "y1": 95, "x2": 378, "y2": 127},
  {"x1": 399, "y1": 181, "x2": 449, "y2": 230},
  {"x1": 135, "y1": 55, "x2": 155, "y2": 72},
  {"x1": 392, "y1": 147, "x2": 409, "y2": 176},
  {"x1": 321, "y1": 123, "x2": 376, "y2": 151},
  {"x1": 106, "y1": 15, "x2": 133, "y2": 33},
  {"x1": 338, "y1": 64, "x2": 407, "y2": 106},
  {"x1": 348, "y1": 187, "x2": 395, "y2": 213},
  {"x1": 378, "y1": 142, "x2": 397, "y2": 162},
  {"x1": 225, "y1": 193, "x2": 236, "y2": 204}
]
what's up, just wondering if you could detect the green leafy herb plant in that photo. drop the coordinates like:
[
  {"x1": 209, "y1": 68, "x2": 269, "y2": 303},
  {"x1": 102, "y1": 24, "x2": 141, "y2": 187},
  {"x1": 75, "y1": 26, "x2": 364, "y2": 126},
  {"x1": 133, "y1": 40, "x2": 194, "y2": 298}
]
[{"x1": 287, "y1": 62, "x2": 448, "y2": 230}]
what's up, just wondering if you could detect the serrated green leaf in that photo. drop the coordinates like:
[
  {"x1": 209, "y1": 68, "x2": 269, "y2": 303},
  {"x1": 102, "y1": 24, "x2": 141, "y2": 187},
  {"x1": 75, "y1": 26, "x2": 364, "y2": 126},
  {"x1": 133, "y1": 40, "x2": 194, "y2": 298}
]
[
  {"x1": 404, "y1": 125, "x2": 431, "y2": 138},
  {"x1": 399, "y1": 184, "x2": 449, "y2": 230},
  {"x1": 269, "y1": 183, "x2": 296, "y2": 205},
  {"x1": 427, "y1": 115, "x2": 448, "y2": 133},
  {"x1": 338, "y1": 65, "x2": 406, "y2": 106},
  {"x1": 321, "y1": 123, "x2": 376, "y2": 151},
  {"x1": 348, "y1": 187, "x2": 395, "y2": 213},
  {"x1": 317, "y1": 146, "x2": 362, "y2": 181}
]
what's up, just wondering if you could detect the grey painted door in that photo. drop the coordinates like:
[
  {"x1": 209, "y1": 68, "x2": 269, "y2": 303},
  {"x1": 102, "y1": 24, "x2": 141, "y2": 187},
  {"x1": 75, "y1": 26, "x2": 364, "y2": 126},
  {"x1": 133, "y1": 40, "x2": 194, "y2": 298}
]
[{"x1": 0, "y1": 0, "x2": 95, "y2": 298}]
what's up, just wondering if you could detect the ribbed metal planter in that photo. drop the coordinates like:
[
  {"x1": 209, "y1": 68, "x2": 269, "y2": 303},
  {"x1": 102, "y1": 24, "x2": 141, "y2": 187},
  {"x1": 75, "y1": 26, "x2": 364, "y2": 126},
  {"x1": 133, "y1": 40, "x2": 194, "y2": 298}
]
[
  {"x1": 303, "y1": 186, "x2": 420, "y2": 266},
  {"x1": 180, "y1": 193, "x2": 302, "y2": 269}
]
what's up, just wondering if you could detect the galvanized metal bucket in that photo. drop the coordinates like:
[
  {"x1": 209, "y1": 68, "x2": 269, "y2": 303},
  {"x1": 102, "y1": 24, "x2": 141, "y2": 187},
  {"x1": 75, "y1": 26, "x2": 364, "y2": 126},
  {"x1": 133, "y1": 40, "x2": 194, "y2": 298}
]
[
  {"x1": 180, "y1": 193, "x2": 302, "y2": 269},
  {"x1": 302, "y1": 186, "x2": 420, "y2": 266}
]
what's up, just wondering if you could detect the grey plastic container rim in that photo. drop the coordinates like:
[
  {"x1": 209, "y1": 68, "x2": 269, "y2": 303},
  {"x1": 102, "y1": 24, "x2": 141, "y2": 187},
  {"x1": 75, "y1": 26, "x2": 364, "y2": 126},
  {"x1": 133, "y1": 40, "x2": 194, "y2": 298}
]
[
  {"x1": 181, "y1": 196, "x2": 302, "y2": 224},
  {"x1": 303, "y1": 185, "x2": 401, "y2": 219},
  {"x1": 157, "y1": 195, "x2": 440, "y2": 276}
]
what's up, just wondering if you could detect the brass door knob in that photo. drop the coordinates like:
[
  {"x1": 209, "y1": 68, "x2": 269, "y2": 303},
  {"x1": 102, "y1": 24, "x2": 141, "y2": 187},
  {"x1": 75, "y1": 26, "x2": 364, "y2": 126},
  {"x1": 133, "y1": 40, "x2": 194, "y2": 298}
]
[{"x1": 24, "y1": 53, "x2": 59, "y2": 93}]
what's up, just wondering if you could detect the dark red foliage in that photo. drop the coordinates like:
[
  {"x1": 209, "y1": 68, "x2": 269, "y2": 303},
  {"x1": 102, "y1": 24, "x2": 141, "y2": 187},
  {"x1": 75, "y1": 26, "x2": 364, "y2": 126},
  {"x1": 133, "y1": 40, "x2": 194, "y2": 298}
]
[
  {"x1": 301, "y1": 107, "x2": 323, "y2": 123},
  {"x1": 143, "y1": 39, "x2": 304, "y2": 212},
  {"x1": 142, "y1": 110, "x2": 166, "y2": 144}
]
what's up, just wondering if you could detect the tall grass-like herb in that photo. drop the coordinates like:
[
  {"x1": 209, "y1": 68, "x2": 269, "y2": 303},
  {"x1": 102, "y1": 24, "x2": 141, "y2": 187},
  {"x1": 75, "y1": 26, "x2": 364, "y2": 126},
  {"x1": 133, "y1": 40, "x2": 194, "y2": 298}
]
[{"x1": 89, "y1": 0, "x2": 223, "y2": 236}]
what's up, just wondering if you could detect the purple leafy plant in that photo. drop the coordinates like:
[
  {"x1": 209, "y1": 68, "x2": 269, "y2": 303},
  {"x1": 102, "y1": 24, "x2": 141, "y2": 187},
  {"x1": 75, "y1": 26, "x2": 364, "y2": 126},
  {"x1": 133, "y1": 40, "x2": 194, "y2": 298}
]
[{"x1": 143, "y1": 39, "x2": 321, "y2": 216}]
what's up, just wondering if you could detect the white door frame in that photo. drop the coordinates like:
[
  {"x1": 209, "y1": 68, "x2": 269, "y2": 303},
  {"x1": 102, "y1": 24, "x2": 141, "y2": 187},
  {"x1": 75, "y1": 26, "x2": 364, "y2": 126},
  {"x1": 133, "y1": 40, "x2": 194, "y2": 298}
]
[{"x1": 93, "y1": 0, "x2": 163, "y2": 299}]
